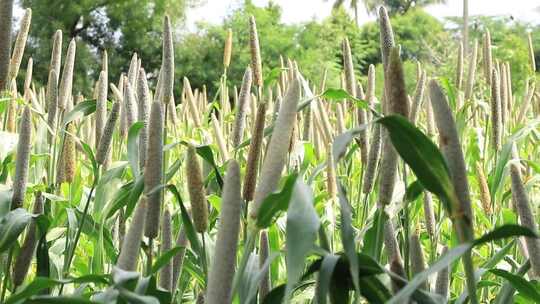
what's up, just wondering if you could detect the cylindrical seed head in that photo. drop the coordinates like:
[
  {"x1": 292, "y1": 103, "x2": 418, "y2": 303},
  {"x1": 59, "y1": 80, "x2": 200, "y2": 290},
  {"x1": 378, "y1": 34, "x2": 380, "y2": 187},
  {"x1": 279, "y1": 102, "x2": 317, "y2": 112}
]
[
  {"x1": 96, "y1": 101, "x2": 120, "y2": 165},
  {"x1": 231, "y1": 67, "x2": 252, "y2": 148},
  {"x1": 242, "y1": 102, "x2": 267, "y2": 202},
  {"x1": 249, "y1": 15, "x2": 263, "y2": 87},
  {"x1": 206, "y1": 161, "x2": 242, "y2": 304},
  {"x1": 12, "y1": 192, "x2": 43, "y2": 287},
  {"x1": 159, "y1": 208, "x2": 173, "y2": 291},
  {"x1": 435, "y1": 246, "x2": 450, "y2": 299},
  {"x1": 187, "y1": 146, "x2": 208, "y2": 233},
  {"x1": 144, "y1": 101, "x2": 164, "y2": 239},
  {"x1": 12, "y1": 106, "x2": 32, "y2": 209},
  {"x1": 162, "y1": 15, "x2": 174, "y2": 104},
  {"x1": 58, "y1": 39, "x2": 76, "y2": 110},
  {"x1": 116, "y1": 197, "x2": 147, "y2": 271},
  {"x1": 223, "y1": 28, "x2": 233, "y2": 68},
  {"x1": 50, "y1": 30, "x2": 62, "y2": 84},
  {"x1": 137, "y1": 68, "x2": 150, "y2": 169},
  {"x1": 8, "y1": 8, "x2": 31, "y2": 82},
  {"x1": 95, "y1": 71, "x2": 108, "y2": 149},
  {"x1": 250, "y1": 78, "x2": 300, "y2": 220}
]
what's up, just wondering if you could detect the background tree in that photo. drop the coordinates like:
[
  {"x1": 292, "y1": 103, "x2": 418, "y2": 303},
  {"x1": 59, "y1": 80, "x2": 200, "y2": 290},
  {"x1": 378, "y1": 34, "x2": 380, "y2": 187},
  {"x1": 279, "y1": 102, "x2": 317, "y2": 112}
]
[
  {"x1": 21, "y1": 0, "x2": 200, "y2": 95},
  {"x1": 362, "y1": 0, "x2": 447, "y2": 15}
]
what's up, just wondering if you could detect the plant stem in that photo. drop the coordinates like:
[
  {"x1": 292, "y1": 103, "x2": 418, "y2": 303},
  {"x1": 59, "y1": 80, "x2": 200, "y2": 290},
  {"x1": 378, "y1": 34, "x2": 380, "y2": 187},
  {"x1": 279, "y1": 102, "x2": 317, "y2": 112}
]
[{"x1": 0, "y1": 248, "x2": 13, "y2": 302}]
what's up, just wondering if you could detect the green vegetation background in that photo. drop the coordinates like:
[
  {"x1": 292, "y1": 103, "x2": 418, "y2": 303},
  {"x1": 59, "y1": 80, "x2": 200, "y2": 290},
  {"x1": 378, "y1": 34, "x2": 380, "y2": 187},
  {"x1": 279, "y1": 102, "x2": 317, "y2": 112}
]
[{"x1": 19, "y1": 0, "x2": 540, "y2": 98}]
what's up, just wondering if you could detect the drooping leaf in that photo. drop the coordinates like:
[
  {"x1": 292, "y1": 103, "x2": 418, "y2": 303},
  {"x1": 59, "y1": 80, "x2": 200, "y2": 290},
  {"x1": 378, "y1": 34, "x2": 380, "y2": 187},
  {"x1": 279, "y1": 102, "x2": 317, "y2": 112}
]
[
  {"x1": 127, "y1": 122, "x2": 144, "y2": 177},
  {"x1": 256, "y1": 173, "x2": 298, "y2": 228},
  {"x1": 62, "y1": 100, "x2": 96, "y2": 126},
  {"x1": 285, "y1": 180, "x2": 320, "y2": 300},
  {"x1": 489, "y1": 269, "x2": 540, "y2": 302},
  {"x1": 0, "y1": 208, "x2": 32, "y2": 252}
]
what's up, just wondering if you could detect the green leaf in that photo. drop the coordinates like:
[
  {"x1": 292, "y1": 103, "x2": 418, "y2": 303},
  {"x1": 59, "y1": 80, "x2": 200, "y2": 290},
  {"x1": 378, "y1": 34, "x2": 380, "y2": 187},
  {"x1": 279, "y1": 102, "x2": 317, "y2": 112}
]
[
  {"x1": 473, "y1": 224, "x2": 537, "y2": 246},
  {"x1": 150, "y1": 246, "x2": 183, "y2": 274},
  {"x1": 321, "y1": 88, "x2": 368, "y2": 109},
  {"x1": 26, "y1": 296, "x2": 100, "y2": 304},
  {"x1": 256, "y1": 173, "x2": 298, "y2": 228},
  {"x1": 5, "y1": 276, "x2": 109, "y2": 304},
  {"x1": 62, "y1": 100, "x2": 96, "y2": 126},
  {"x1": 363, "y1": 209, "x2": 388, "y2": 262},
  {"x1": 315, "y1": 254, "x2": 340, "y2": 304},
  {"x1": 0, "y1": 208, "x2": 32, "y2": 252},
  {"x1": 405, "y1": 180, "x2": 424, "y2": 202},
  {"x1": 195, "y1": 145, "x2": 223, "y2": 189},
  {"x1": 489, "y1": 269, "x2": 540, "y2": 302},
  {"x1": 285, "y1": 180, "x2": 320, "y2": 300},
  {"x1": 377, "y1": 115, "x2": 454, "y2": 210},
  {"x1": 127, "y1": 122, "x2": 144, "y2": 177},
  {"x1": 388, "y1": 224, "x2": 538, "y2": 303}
]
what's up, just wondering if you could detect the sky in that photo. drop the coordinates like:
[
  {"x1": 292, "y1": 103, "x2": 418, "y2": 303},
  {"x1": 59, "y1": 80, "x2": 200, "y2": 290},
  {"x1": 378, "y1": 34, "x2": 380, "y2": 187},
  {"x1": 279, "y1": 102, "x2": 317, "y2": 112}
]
[{"x1": 186, "y1": 0, "x2": 540, "y2": 30}]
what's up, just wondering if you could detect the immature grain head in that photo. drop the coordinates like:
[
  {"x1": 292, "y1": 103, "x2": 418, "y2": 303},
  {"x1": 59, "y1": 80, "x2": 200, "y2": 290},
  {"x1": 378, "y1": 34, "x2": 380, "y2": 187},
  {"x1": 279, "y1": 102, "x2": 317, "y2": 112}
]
[
  {"x1": 429, "y1": 80, "x2": 474, "y2": 234},
  {"x1": 231, "y1": 67, "x2": 252, "y2": 147},
  {"x1": 96, "y1": 101, "x2": 120, "y2": 165},
  {"x1": 249, "y1": 15, "x2": 263, "y2": 87},
  {"x1": 95, "y1": 71, "x2": 107, "y2": 148},
  {"x1": 378, "y1": 6, "x2": 395, "y2": 70},
  {"x1": 58, "y1": 39, "x2": 76, "y2": 110},
  {"x1": 475, "y1": 162, "x2": 492, "y2": 215},
  {"x1": 159, "y1": 208, "x2": 173, "y2": 291},
  {"x1": 50, "y1": 30, "x2": 62, "y2": 84},
  {"x1": 242, "y1": 101, "x2": 267, "y2": 202},
  {"x1": 342, "y1": 37, "x2": 356, "y2": 97},
  {"x1": 172, "y1": 228, "x2": 188, "y2": 289},
  {"x1": 259, "y1": 229, "x2": 271, "y2": 301},
  {"x1": 0, "y1": 0, "x2": 14, "y2": 90},
  {"x1": 362, "y1": 124, "x2": 382, "y2": 194},
  {"x1": 206, "y1": 160, "x2": 242, "y2": 304},
  {"x1": 137, "y1": 68, "x2": 150, "y2": 169},
  {"x1": 162, "y1": 15, "x2": 174, "y2": 104},
  {"x1": 483, "y1": 30, "x2": 493, "y2": 86},
  {"x1": 186, "y1": 145, "x2": 208, "y2": 233},
  {"x1": 527, "y1": 32, "x2": 536, "y2": 73},
  {"x1": 223, "y1": 28, "x2": 233, "y2": 69},
  {"x1": 464, "y1": 39, "x2": 478, "y2": 100},
  {"x1": 409, "y1": 232, "x2": 427, "y2": 290},
  {"x1": 435, "y1": 246, "x2": 450, "y2": 299},
  {"x1": 510, "y1": 145, "x2": 540, "y2": 277},
  {"x1": 8, "y1": 8, "x2": 31, "y2": 82},
  {"x1": 12, "y1": 105, "x2": 32, "y2": 209},
  {"x1": 144, "y1": 101, "x2": 164, "y2": 239},
  {"x1": 490, "y1": 68, "x2": 502, "y2": 151},
  {"x1": 250, "y1": 77, "x2": 300, "y2": 220},
  {"x1": 455, "y1": 42, "x2": 464, "y2": 90},
  {"x1": 46, "y1": 69, "x2": 58, "y2": 143},
  {"x1": 12, "y1": 192, "x2": 43, "y2": 287},
  {"x1": 116, "y1": 197, "x2": 147, "y2": 271},
  {"x1": 383, "y1": 219, "x2": 406, "y2": 294}
]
